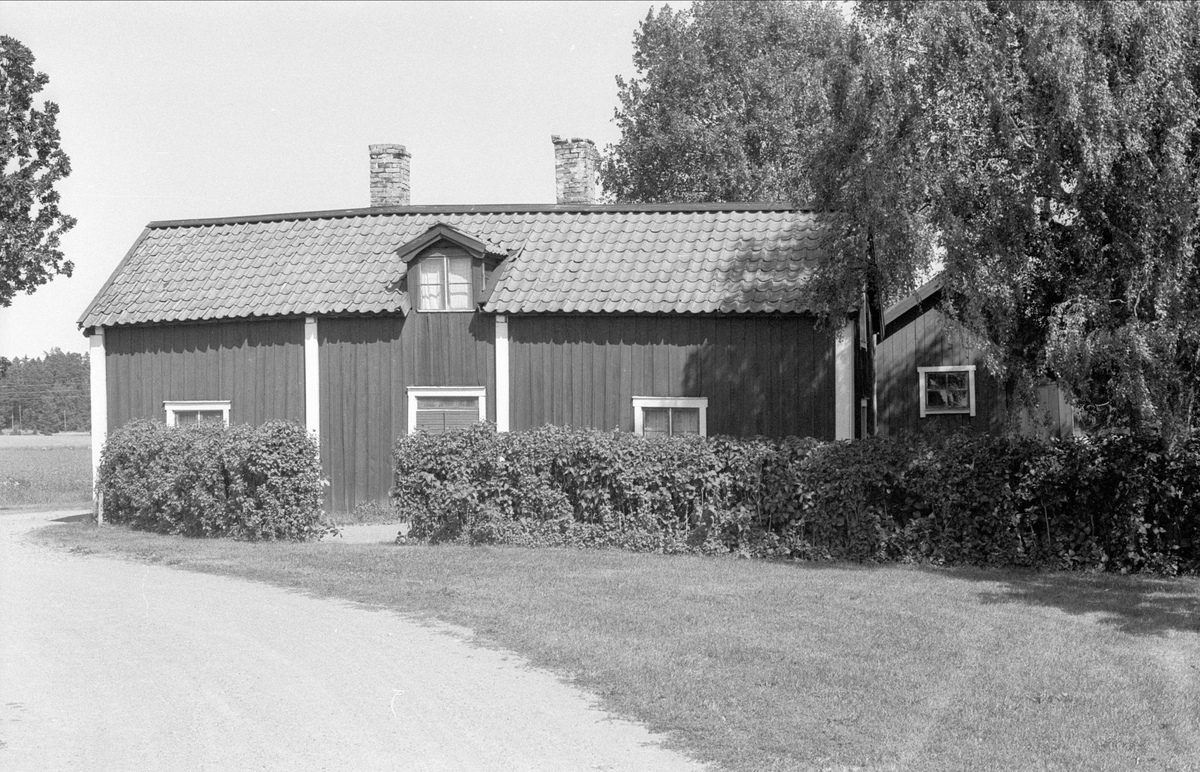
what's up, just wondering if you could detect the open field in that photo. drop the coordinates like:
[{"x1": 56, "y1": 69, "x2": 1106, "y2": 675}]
[
  {"x1": 0, "y1": 434, "x2": 92, "y2": 509},
  {"x1": 34, "y1": 523, "x2": 1200, "y2": 771},
  {"x1": 0, "y1": 432, "x2": 91, "y2": 448}
]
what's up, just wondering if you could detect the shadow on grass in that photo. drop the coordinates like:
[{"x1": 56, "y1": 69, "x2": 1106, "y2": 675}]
[
  {"x1": 765, "y1": 557, "x2": 1200, "y2": 637},
  {"x1": 955, "y1": 568, "x2": 1200, "y2": 637}
]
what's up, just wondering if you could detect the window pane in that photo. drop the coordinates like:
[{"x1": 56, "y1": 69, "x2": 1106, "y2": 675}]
[
  {"x1": 447, "y1": 257, "x2": 473, "y2": 310},
  {"x1": 174, "y1": 410, "x2": 224, "y2": 426},
  {"x1": 414, "y1": 411, "x2": 446, "y2": 434},
  {"x1": 671, "y1": 408, "x2": 700, "y2": 435},
  {"x1": 643, "y1": 408, "x2": 670, "y2": 438},
  {"x1": 926, "y1": 372, "x2": 969, "y2": 410},
  {"x1": 415, "y1": 395, "x2": 480, "y2": 435},
  {"x1": 418, "y1": 259, "x2": 445, "y2": 310},
  {"x1": 417, "y1": 396, "x2": 478, "y2": 411}
]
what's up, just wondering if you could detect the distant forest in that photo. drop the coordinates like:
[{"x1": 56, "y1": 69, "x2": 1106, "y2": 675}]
[{"x1": 0, "y1": 350, "x2": 89, "y2": 433}]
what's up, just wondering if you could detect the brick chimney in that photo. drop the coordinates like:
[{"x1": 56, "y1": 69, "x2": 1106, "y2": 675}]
[
  {"x1": 369, "y1": 144, "x2": 411, "y2": 207},
  {"x1": 552, "y1": 135, "x2": 599, "y2": 205}
]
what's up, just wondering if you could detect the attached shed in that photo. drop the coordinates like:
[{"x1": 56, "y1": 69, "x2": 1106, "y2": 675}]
[
  {"x1": 875, "y1": 277, "x2": 1074, "y2": 439},
  {"x1": 80, "y1": 138, "x2": 861, "y2": 513}
]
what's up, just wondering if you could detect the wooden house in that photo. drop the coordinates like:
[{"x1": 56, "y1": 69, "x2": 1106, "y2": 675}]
[
  {"x1": 874, "y1": 277, "x2": 1075, "y2": 439},
  {"x1": 81, "y1": 138, "x2": 863, "y2": 513}
]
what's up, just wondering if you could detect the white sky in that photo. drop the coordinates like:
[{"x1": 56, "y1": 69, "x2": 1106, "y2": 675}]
[{"x1": 0, "y1": 1, "x2": 668, "y2": 359}]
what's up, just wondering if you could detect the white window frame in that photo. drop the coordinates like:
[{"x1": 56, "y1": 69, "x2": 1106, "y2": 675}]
[
  {"x1": 407, "y1": 386, "x2": 487, "y2": 434},
  {"x1": 632, "y1": 396, "x2": 708, "y2": 437},
  {"x1": 164, "y1": 400, "x2": 231, "y2": 426},
  {"x1": 414, "y1": 254, "x2": 474, "y2": 312},
  {"x1": 918, "y1": 365, "x2": 976, "y2": 417}
]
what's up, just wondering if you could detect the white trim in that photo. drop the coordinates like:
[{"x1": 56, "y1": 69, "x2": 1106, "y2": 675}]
[
  {"x1": 631, "y1": 396, "x2": 708, "y2": 437},
  {"x1": 834, "y1": 319, "x2": 855, "y2": 440},
  {"x1": 406, "y1": 386, "x2": 487, "y2": 434},
  {"x1": 304, "y1": 316, "x2": 320, "y2": 439},
  {"x1": 89, "y1": 328, "x2": 106, "y2": 519},
  {"x1": 918, "y1": 365, "x2": 977, "y2": 417},
  {"x1": 495, "y1": 315, "x2": 509, "y2": 432},
  {"x1": 164, "y1": 400, "x2": 231, "y2": 426}
]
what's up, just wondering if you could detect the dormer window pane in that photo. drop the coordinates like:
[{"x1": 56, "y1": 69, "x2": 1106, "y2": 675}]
[
  {"x1": 447, "y1": 257, "x2": 472, "y2": 309},
  {"x1": 418, "y1": 259, "x2": 446, "y2": 310}
]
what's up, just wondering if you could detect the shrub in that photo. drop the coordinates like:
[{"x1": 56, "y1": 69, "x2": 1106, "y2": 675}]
[
  {"x1": 98, "y1": 420, "x2": 333, "y2": 541},
  {"x1": 391, "y1": 424, "x2": 1200, "y2": 574},
  {"x1": 392, "y1": 424, "x2": 808, "y2": 552}
]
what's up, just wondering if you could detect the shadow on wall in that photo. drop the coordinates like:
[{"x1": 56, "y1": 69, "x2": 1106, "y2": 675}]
[
  {"x1": 679, "y1": 236, "x2": 834, "y2": 439},
  {"x1": 680, "y1": 322, "x2": 834, "y2": 439},
  {"x1": 876, "y1": 327, "x2": 1005, "y2": 438}
]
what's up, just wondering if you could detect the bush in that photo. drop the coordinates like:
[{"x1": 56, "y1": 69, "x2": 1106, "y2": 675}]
[
  {"x1": 392, "y1": 424, "x2": 815, "y2": 552},
  {"x1": 392, "y1": 424, "x2": 1200, "y2": 574},
  {"x1": 98, "y1": 420, "x2": 333, "y2": 541}
]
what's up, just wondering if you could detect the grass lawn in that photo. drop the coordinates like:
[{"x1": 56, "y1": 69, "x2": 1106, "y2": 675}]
[
  {"x1": 0, "y1": 433, "x2": 92, "y2": 509},
  {"x1": 34, "y1": 523, "x2": 1200, "y2": 771}
]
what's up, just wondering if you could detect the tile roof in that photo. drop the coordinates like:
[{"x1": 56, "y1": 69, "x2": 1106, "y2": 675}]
[{"x1": 79, "y1": 204, "x2": 825, "y2": 329}]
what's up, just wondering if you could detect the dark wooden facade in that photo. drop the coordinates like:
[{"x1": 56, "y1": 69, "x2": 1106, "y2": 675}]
[
  {"x1": 876, "y1": 302, "x2": 1073, "y2": 438},
  {"x1": 104, "y1": 319, "x2": 305, "y2": 430},
  {"x1": 103, "y1": 311, "x2": 838, "y2": 513},
  {"x1": 509, "y1": 314, "x2": 836, "y2": 439},
  {"x1": 318, "y1": 312, "x2": 495, "y2": 513}
]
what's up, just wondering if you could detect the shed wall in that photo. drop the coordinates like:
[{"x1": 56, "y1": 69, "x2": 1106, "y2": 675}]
[
  {"x1": 876, "y1": 305, "x2": 1075, "y2": 438},
  {"x1": 508, "y1": 315, "x2": 835, "y2": 438},
  {"x1": 104, "y1": 319, "x2": 305, "y2": 430},
  {"x1": 318, "y1": 312, "x2": 495, "y2": 513}
]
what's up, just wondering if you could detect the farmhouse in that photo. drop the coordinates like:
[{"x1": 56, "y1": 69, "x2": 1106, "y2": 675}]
[{"x1": 80, "y1": 137, "x2": 867, "y2": 513}]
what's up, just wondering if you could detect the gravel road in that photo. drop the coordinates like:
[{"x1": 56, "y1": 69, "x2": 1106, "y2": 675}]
[{"x1": 0, "y1": 510, "x2": 708, "y2": 771}]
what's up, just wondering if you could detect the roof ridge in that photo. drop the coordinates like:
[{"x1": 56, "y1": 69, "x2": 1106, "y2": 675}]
[{"x1": 146, "y1": 202, "x2": 816, "y2": 229}]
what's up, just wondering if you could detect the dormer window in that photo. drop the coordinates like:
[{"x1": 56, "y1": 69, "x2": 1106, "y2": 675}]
[
  {"x1": 397, "y1": 224, "x2": 508, "y2": 313},
  {"x1": 415, "y1": 246, "x2": 473, "y2": 311}
]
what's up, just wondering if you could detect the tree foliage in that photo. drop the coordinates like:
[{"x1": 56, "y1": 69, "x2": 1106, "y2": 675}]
[
  {"x1": 816, "y1": 1, "x2": 1200, "y2": 441},
  {"x1": 0, "y1": 348, "x2": 89, "y2": 433},
  {"x1": 608, "y1": 0, "x2": 1200, "y2": 441},
  {"x1": 0, "y1": 36, "x2": 75, "y2": 307},
  {"x1": 602, "y1": 1, "x2": 848, "y2": 203}
]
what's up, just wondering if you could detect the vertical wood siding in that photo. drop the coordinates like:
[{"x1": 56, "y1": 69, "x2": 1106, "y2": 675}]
[
  {"x1": 104, "y1": 319, "x2": 305, "y2": 430},
  {"x1": 875, "y1": 306, "x2": 1005, "y2": 436},
  {"x1": 319, "y1": 312, "x2": 495, "y2": 514},
  {"x1": 509, "y1": 315, "x2": 834, "y2": 439}
]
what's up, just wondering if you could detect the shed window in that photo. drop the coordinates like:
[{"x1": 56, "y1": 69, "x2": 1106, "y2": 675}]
[
  {"x1": 918, "y1": 366, "x2": 976, "y2": 417},
  {"x1": 164, "y1": 400, "x2": 230, "y2": 426},
  {"x1": 407, "y1": 387, "x2": 487, "y2": 434},
  {"x1": 415, "y1": 253, "x2": 473, "y2": 311},
  {"x1": 632, "y1": 397, "x2": 708, "y2": 437}
]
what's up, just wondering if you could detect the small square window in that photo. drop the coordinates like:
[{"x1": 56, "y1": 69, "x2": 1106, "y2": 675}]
[
  {"x1": 632, "y1": 397, "x2": 708, "y2": 437},
  {"x1": 164, "y1": 400, "x2": 230, "y2": 426},
  {"x1": 918, "y1": 366, "x2": 976, "y2": 417},
  {"x1": 407, "y1": 387, "x2": 487, "y2": 434}
]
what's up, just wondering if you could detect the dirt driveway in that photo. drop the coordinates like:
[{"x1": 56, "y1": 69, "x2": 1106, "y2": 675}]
[{"x1": 0, "y1": 510, "x2": 707, "y2": 771}]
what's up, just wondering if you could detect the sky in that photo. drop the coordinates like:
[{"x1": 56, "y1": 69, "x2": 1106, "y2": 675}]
[{"x1": 0, "y1": 1, "x2": 670, "y2": 360}]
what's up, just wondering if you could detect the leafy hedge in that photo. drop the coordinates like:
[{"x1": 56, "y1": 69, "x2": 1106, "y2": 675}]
[
  {"x1": 392, "y1": 424, "x2": 1200, "y2": 574},
  {"x1": 98, "y1": 420, "x2": 333, "y2": 541}
]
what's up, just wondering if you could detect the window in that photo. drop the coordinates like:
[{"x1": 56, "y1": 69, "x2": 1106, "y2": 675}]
[
  {"x1": 632, "y1": 396, "x2": 708, "y2": 437},
  {"x1": 407, "y1": 387, "x2": 486, "y2": 434},
  {"x1": 415, "y1": 251, "x2": 473, "y2": 311},
  {"x1": 164, "y1": 400, "x2": 230, "y2": 426},
  {"x1": 918, "y1": 366, "x2": 976, "y2": 417}
]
